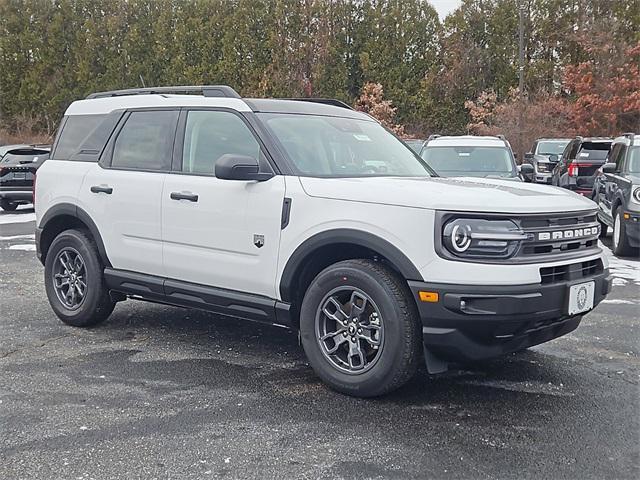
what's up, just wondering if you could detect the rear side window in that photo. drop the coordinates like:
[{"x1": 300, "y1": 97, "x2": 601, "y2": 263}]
[
  {"x1": 111, "y1": 111, "x2": 178, "y2": 171},
  {"x1": 54, "y1": 115, "x2": 106, "y2": 159}
]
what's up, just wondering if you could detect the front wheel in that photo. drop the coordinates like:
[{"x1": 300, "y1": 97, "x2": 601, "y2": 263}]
[
  {"x1": 612, "y1": 209, "x2": 637, "y2": 257},
  {"x1": 0, "y1": 199, "x2": 18, "y2": 211},
  {"x1": 299, "y1": 259, "x2": 421, "y2": 397},
  {"x1": 598, "y1": 218, "x2": 608, "y2": 238},
  {"x1": 44, "y1": 229, "x2": 115, "y2": 327}
]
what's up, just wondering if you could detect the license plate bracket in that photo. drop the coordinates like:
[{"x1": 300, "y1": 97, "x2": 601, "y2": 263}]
[{"x1": 567, "y1": 281, "x2": 595, "y2": 315}]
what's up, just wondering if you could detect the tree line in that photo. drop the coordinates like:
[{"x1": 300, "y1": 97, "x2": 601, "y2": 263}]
[{"x1": 0, "y1": 0, "x2": 638, "y2": 146}]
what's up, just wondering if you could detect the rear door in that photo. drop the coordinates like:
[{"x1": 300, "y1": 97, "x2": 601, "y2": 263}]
[
  {"x1": 79, "y1": 109, "x2": 178, "y2": 277},
  {"x1": 161, "y1": 109, "x2": 285, "y2": 298}
]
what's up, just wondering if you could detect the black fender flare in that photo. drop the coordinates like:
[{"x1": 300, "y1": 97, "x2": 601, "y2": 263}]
[
  {"x1": 279, "y1": 228, "x2": 422, "y2": 302},
  {"x1": 38, "y1": 203, "x2": 111, "y2": 267}
]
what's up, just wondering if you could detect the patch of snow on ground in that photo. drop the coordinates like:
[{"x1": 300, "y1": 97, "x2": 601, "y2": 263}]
[
  {"x1": 8, "y1": 244, "x2": 36, "y2": 251},
  {"x1": 0, "y1": 212, "x2": 36, "y2": 225},
  {"x1": 601, "y1": 299, "x2": 638, "y2": 305},
  {"x1": 600, "y1": 241, "x2": 640, "y2": 286},
  {"x1": 0, "y1": 234, "x2": 35, "y2": 241}
]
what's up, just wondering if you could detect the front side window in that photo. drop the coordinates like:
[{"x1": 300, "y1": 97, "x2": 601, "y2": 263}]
[
  {"x1": 182, "y1": 111, "x2": 260, "y2": 175},
  {"x1": 628, "y1": 147, "x2": 640, "y2": 173},
  {"x1": 258, "y1": 113, "x2": 431, "y2": 177},
  {"x1": 421, "y1": 146, "x2": 516, "y2": 178},
  {"x1": 111, "y1": 111, "x2": 178, "y2": 171}
]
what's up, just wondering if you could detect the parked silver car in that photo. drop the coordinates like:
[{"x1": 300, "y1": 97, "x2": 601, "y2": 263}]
[{"x1": 524, "y1": 138, "x2": 571, "y2": 184}]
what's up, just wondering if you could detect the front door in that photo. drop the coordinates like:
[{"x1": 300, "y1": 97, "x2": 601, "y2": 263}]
[{"x1": 161, "y1": 109, "x2": 285, "y2": 298}]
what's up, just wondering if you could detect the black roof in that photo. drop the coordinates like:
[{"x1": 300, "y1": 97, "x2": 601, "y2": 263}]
[{"x1": 244, "y1": 98, "x2": 372, "y2": 120}]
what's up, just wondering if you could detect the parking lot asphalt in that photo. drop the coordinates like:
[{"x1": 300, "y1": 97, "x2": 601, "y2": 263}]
[{"x1": 1, "y1": 206, "x2": 638, "y2": 480}]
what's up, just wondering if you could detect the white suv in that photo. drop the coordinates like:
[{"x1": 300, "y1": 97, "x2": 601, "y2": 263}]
[
  {"x1": 419, "y1": 135, "x2": 533, "y2": 181},
  {"x1": 35, "y1": 86, "x2": 611, "y2": 397}
]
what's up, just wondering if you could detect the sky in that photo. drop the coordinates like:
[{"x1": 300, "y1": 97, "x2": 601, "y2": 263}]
[{"x1": 430, "y1": 0, "x2": 462, "y2": 20}]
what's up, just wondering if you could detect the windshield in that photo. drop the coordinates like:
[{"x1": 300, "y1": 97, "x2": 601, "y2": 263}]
[
  {"x1": 536, "y1": 140, "x2": 569, "y2": 156},
  {"x1": 420, "y1": 146, "x2": 516, "y2": 178},
  {"x1": 257, "y1": 113, "x2": 432, "y2": 177},
  {"x1": 629, "y1": 146, "x2": 640, "y2": 173}
]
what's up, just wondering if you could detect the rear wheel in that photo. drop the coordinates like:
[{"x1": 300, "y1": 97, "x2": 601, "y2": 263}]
[
  {"x1": 44, "y1": 229, "x2": 115, "y2": 327},
  {"x1": 0, "y1": 200, "x2": 18, "y2": 211},
  {"x1": 299, "y1": 259, "x2": 421, "y2": 397},
  {"x1": 612, "y1": 209, "x2": 637, "y2": 257}
]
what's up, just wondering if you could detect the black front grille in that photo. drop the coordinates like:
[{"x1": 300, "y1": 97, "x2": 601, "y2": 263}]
[
  {"x1": 540, "y1": 265, "x2": 568, "y2": 284},
  {"x1": 517, "y1": 210, "x2": 600, "y2": 260},
  {"x1": 540, "y1": 258, "x2": 603, "y2": 285}
]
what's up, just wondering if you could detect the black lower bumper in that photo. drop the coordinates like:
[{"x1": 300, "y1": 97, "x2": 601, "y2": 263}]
[
  {"x1": 623, "y1": 213, "x2": 640, "y2": 247},
  {"x1": 408, "y1": 269, "x2": 611, "y2": 365},
  {"x1": 0, "y1": 188, "x2": 33, "y2": 202}
]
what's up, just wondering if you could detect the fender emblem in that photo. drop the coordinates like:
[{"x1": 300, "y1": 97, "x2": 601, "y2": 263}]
[{"x1": 253, "y1": 234, "x2": 265, "y2": 248}]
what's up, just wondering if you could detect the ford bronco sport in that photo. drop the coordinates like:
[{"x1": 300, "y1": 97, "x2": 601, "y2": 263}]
[
  {"x1": 35, "y1": 86, "x2": 611, "y2": 397},
  {"x1": 593, "y1": 133, "x2": 640, "y2": 256}
]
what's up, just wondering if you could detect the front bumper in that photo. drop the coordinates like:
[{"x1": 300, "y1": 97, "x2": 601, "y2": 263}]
[
  {"x1": 623, "y1": 212, "x2": 640, "y2": 247},
  {"x1": 409, "y1": 268, "x2": 611, "y2": 364}
]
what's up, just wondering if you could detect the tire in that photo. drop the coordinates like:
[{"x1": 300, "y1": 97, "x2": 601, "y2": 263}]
[
  {"x1": 598, "y1": 218, "x2": 608, "y2": 238},
  {"x1": 612, "y1": 208, "x2": 637, "y2": 257},
  {"x1": 0, "y1": 200, "x2": 18, "y2": 211},
  {"x1": 299, "y1": 259, "x2": 422, "y2": 397},
  {"x1": 44, "y1": 229, "x2": 115, "y2": 327}
]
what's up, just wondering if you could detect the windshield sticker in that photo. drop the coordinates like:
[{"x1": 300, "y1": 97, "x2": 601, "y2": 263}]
[
  {"x1": 353, "y1": 134, "x2": 372, "y2": 142},
  {"x1": 458, "y1": 152, "x2": 470, "y2": 156},
  {"x1": 579, "y1": 152, "x2": 589, "y2": 157}
]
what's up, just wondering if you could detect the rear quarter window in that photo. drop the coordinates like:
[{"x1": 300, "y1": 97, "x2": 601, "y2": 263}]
[{"x1": 53, "y1": 114, "x2": 108, "y2": 160}]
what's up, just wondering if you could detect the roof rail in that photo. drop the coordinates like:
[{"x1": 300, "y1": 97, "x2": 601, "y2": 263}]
[
  {"x1": 86, "y1": 85, "x2": 241, "y2": 100},
  {"x1": 623, "y1": 132, "x2": 635, "y2": 145},
  {"x1": 281, "y1": 98, "x2": 354, "y2": 110},
  {"x1": 426, "y1": 134, "x2": 441, "y2": 142}
]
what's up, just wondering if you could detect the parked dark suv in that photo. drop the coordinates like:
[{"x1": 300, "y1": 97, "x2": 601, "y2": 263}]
[
  {"x1": 592, "y1": 133, "x2": 639, "y2": 256},
  {"x1": 0, "y1": 144, "x2": 50, "y2": 210},
  {"x1": 551, "y1": 137, "x2": 612, "y2": 196}
]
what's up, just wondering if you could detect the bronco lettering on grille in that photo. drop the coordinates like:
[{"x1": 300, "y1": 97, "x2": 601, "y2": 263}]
[{"x1": 538, "y1": 226, "x2": 599, "y2": 241}]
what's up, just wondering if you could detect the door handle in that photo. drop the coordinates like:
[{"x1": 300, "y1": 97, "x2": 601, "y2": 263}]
[
  {"x1": 90, "y1": 185, "x2": 113, "y2": 194},
  {"x1": 170, "y1": 191, "x2": 198, "y2": 202}
]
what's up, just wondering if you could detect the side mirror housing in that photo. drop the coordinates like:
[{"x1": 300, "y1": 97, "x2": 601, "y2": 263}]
[
  {"x1": 519, "y1": 163, "x2": 534, "y2": 182},
  {"x1": 215, "y1": 154, "x2": 273, "y2": 181},
  {"x1": 602, "y1": 162, "x2": 616, "y2": 174},
  {"x1": 524, "y1": 152, "x2": 534, "y2": 161}
]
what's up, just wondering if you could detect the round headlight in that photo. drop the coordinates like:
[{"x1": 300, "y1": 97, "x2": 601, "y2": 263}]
[
  {"x1": 442, "y1": 217, "x2": 526, "y2": 259},
  {"x1": 633, "y1": 187, "x2": 640, "y2": 203},
  {"x1": 450, "y1": 223, "x2": 472, "y2": 252}
]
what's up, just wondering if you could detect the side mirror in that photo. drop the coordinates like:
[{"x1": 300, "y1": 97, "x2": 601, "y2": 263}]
[
  {"x1": 602, "y1": 162, "x2": 616, "y2": 174},
  {"x1": 549, "y1": 154, "x2": 559, "y2": 163},
  {"x1": 524, "y1": 152, "x2": 534, "y2": 161},
  {"x1": 215, "y1": 154, "x2": 273, "y2": 181},
  {"x1": 519, "y1": 163, "x2": 534, "y2": 182}
]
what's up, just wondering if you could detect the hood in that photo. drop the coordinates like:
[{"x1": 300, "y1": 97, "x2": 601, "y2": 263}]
[
  {"x1": 299, "y1": 176, "x2": 596, "y2": 214},
  {"x1": 533, "y1": 154, "x2": 559, "y2": 163},
  {"x1": 626, "y1": 174, "x2": 640, "y2": 185}
]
